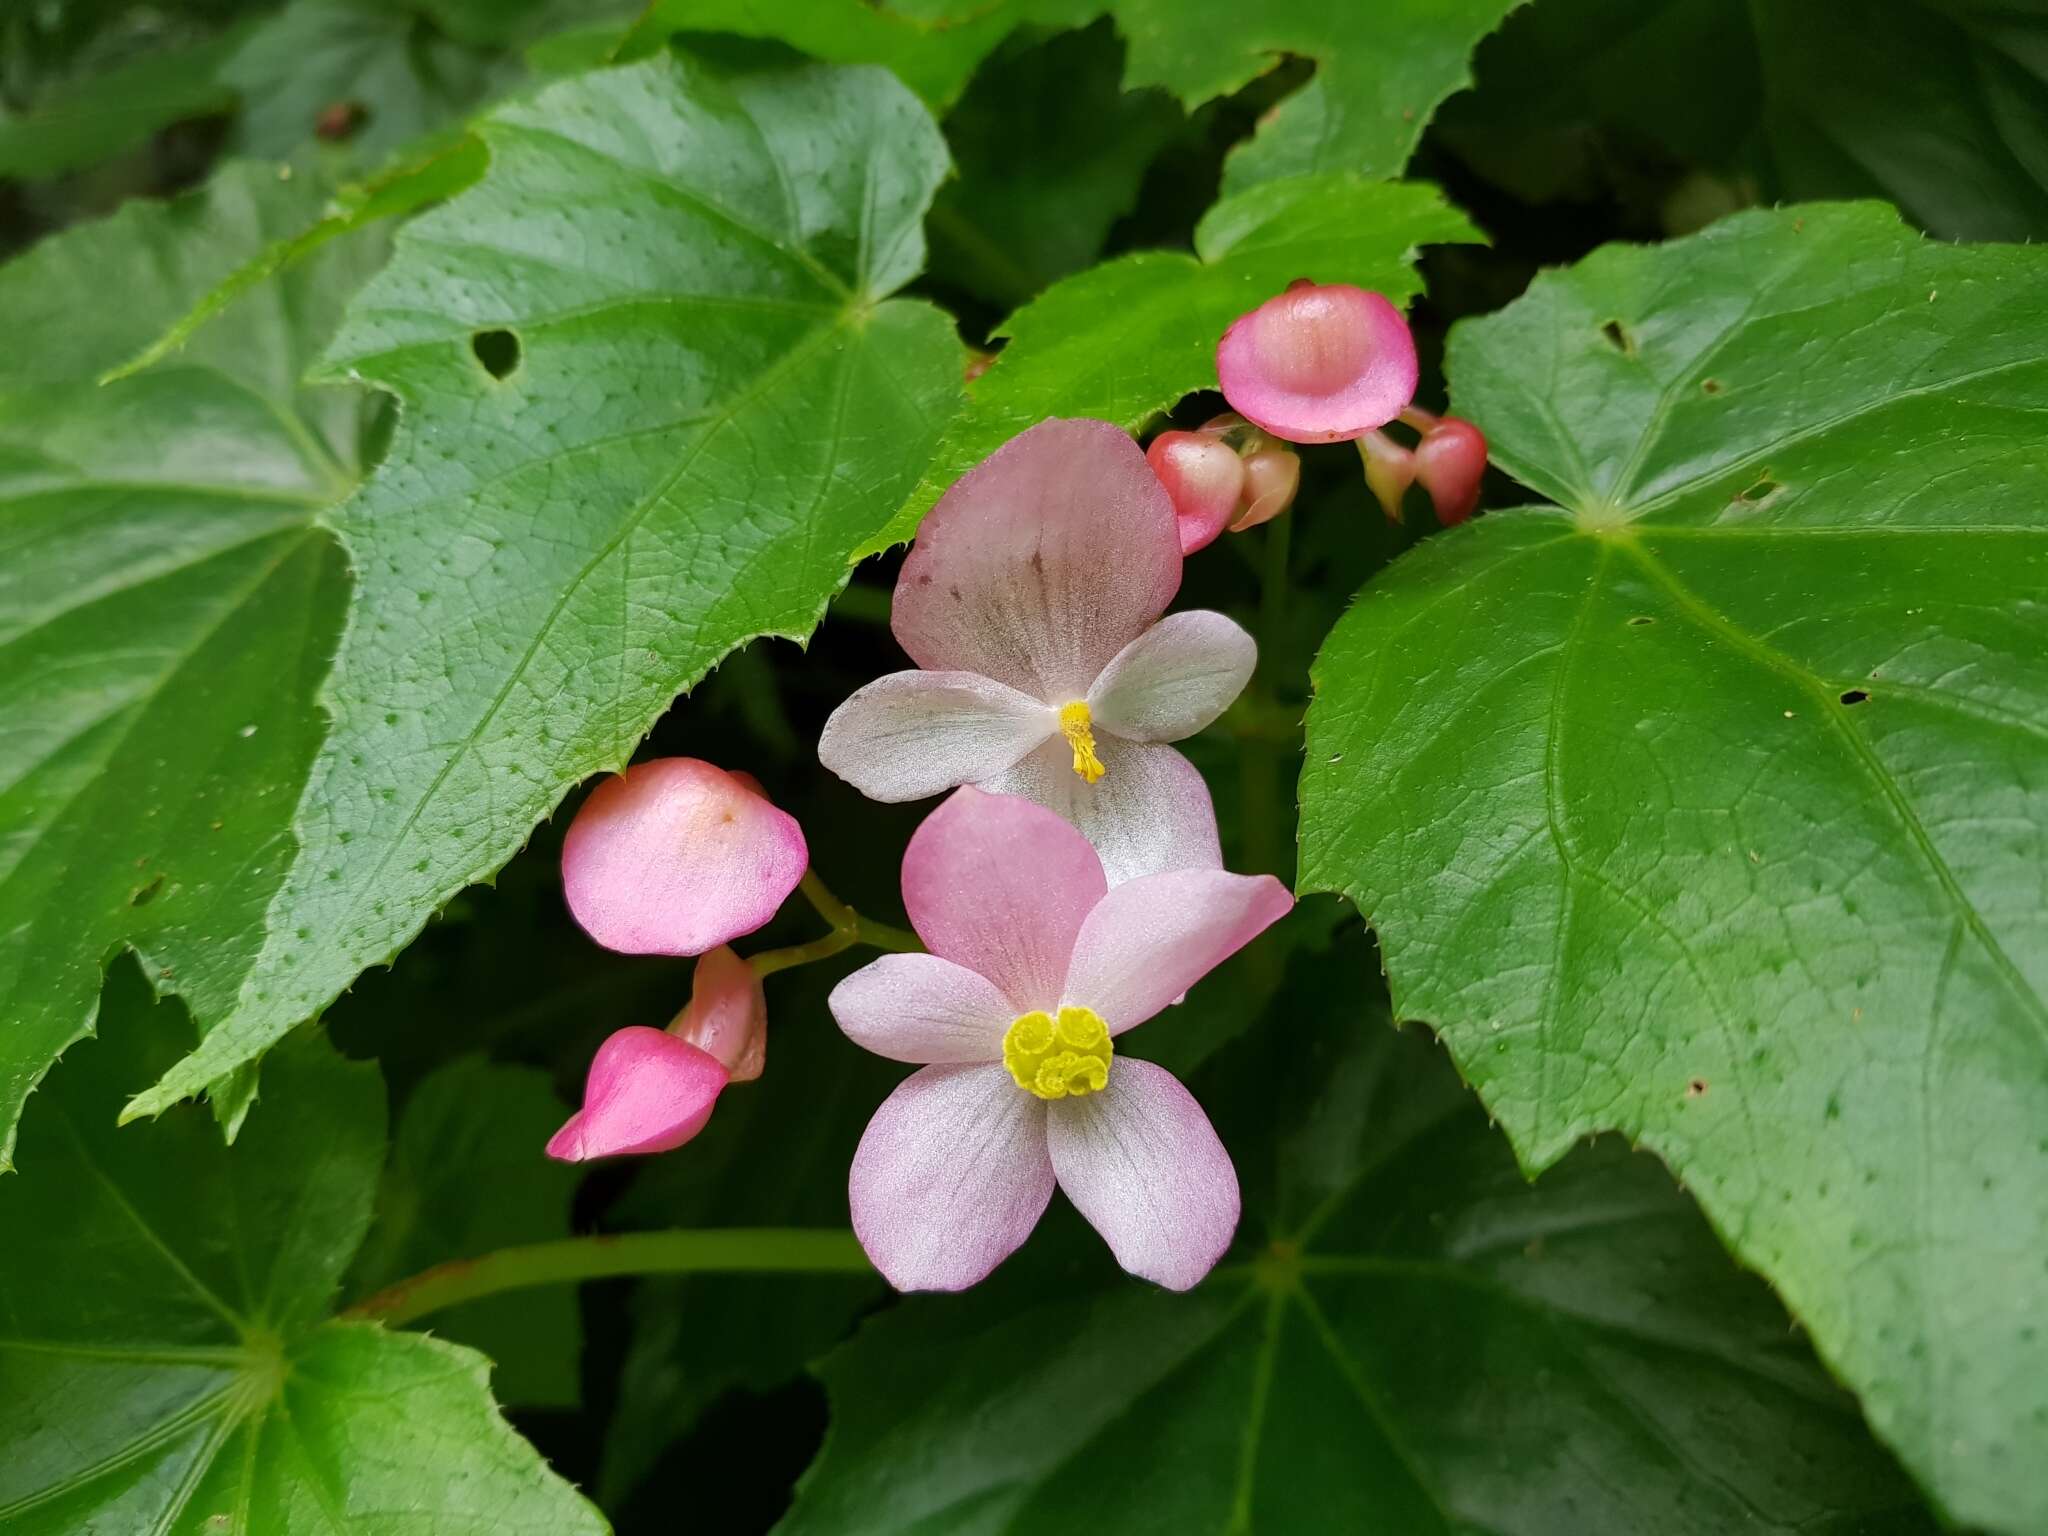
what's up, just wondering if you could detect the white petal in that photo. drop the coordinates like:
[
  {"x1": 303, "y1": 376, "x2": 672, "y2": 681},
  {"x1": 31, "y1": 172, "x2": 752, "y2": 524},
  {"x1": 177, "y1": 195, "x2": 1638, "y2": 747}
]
[
  {"x1": 1047, "y1": 1060, "x2": 1239, "y2": 1290},
  {"x1": 830, "y1": 953, "x2": 1014, "y2": 1064},
  {"x1": 819, "y1": 671, "x2": 1054, "y2": 802},
  {"x1": 1086, "y1": 611, "x2": 1256, "y2": 742},
  {"x1": 979, "y1": 736, "x2": 1221, "y2": 886}
]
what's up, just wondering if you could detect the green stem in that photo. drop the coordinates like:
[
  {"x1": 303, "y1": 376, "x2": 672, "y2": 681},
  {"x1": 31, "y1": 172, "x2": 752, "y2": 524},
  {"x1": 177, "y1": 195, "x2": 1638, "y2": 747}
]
[
  {"x1": 1240, "y1": 518, "x2": 1296, "y2": 881},
  {"x1": 749, "y1": 870, "x2": 920, "y2": 978},
  {"x1": 346, "y1": 1229, "x2": 872, "y2": 1328}
]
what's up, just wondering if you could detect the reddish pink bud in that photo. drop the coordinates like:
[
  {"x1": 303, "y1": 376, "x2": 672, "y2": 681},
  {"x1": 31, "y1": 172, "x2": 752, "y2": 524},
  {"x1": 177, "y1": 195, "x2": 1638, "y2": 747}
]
[
  {"x1": 1357, "y1": 430, "x2": 1416, "y2": 523},
  {"x1": 1216, "y1": 282, "x2": 1418, "y2": 444},
  {"x1": 1229, "y1": 447, "x2": 1301, "y2": 532},
  {"x1": 1147, "y1": 430, "x2": 1246, "y2": 554},
  {"x1": 670, "y1": 944, "x2": 767, "y2": 1082},
  {"x1": 545, "y1": 1026, "x2": 730, "y2": 1162},
  {"x1": 562, "y1": 758, "x2": 807, "y2": 957},
  {"x1": 1413, "y1": 415, "x2": 1488, "y2": 525}
]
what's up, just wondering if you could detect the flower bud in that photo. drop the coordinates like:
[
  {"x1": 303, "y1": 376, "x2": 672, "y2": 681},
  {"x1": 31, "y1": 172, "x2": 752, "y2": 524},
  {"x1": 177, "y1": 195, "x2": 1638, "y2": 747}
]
[
  {"x1": 545, "y1": 1026, "x2": 729, "y2": 1162},
  {"x1": 1412, "y1": 415, "x2": 1488, "y2": 525},
  {"x1": 1357, "y1": 430, "x2": 1416, "y2": 523},
  {"x1": 1229, "y1": 447, "x2": 1301, "y2": 532},
  {"x1": 1217, "y1": 281, "x2": 1418, "y2": 444},
  {"x1": 669, "y1": 944, "x2": 767, "y2": 1082},
  {"x1": 1146, "y1": 430, "x2": 1246, "y2": 554},
  {"x1": 562, "y1": 757, "x2": 807, "y2": 957}
]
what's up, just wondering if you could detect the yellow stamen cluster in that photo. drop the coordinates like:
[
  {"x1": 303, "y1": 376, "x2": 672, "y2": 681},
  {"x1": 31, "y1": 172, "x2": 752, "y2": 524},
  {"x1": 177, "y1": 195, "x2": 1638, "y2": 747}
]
[
  {"x1": 1058, "y1": 700, "x2": 1107, "y2": 784},
  {"x1": 1002, "y1": 1005, "x2": 1113, "y2": 1101}
]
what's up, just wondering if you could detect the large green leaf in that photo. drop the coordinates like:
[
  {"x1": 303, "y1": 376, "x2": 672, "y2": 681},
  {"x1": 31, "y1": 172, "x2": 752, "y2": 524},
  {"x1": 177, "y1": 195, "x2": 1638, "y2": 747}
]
[
  {"x1": 1439, "y1": 0, "x2": 2048, "y2": 241},
  {"x1": 125, "y1": 55, "x2": 962, "y2": 1118},
  {"x1": 781, "y1": 941, "x2": 1934, "y2": 1533},
  {"x1": 1299, "y1": 203, "x2": 2048, "y2": 1532},
  {"x1": 864, "y1": 174, "x2": 1476, "y2": 552},
  {"x1": 0, "y1": 163, "x2": 383, "y2": 1165},
  {"x1": 0, "y1": 969, "x2": 604, "y2": 1532}
]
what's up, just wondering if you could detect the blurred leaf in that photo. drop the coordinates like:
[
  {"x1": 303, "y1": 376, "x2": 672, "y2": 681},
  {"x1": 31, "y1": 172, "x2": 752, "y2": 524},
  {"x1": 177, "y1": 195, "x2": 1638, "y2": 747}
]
[
  {"x1": 1301, "y1": 203, "x2": 2048, "y2": 1532},
  {"x1": 782, "y1": 939, "x2": 1935, "y2": 1533},
  {"x1": 124, "y1": 56, "x2": 962, "y2": 1123},
  {"x1": 346, "y1": 1057, "x2": 584, "y2": 1408},
  {"x1": 0, "y1": 971, "x2": 604, "y2": 1532},
  {"x1": 865, "y1": 174, "x2": 1476, "y2": 553},
  {"x1": 0, "y1": 161, "x2": 384, "y2": 1166}
]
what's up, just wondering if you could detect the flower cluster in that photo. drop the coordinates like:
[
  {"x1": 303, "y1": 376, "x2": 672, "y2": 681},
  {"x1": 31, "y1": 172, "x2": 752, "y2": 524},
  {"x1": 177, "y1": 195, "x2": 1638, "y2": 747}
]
[{"x1": 544, "y1": 278, "x2": 1475, "y2": 1292}]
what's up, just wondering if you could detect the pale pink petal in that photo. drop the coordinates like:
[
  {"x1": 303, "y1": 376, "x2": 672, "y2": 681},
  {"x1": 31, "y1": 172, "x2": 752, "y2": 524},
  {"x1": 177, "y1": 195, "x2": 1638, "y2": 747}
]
[
  {"x1": 1047, "y1": 1060, "x2": 1238, "y2": 1290},
  {"x1": 1217, "y1": 284, "x2": 1418, "y2": 444},
  {"x1": 562, "y1": 757, "x2": 807, "y2": 956},
  {"x1": 818, "y1": 670, "x2": 1054, "y2": 802},
  {"x1": 1146, "y1": 430, "x2": 1244, "y2": 555},
  {"x1": 1062, "y1": 867, "x2": 1293, "y2": 1033},
  {"x1": 849, "y1": 1063, "x2": 1053, "y2": 1291},
  {"x1": 830, "y1": 953, "x2": 1014, "y2": 1064},
  {"x1": 901, "y1": 787, "x2": 1106, "y2": 1010},
  {"x1": 891, "y1": 419, "x2": 1181, "y2": 701},
  {"x1": 1086, "y1": 611, "x2": 1256, "y2": 743},
  {"x1": 980, "y1": 737, "x2": 1222, "y2": 886},
  {"x1": 545, "y1": 1027, "x2": 729, "y2": 1162},
  {"x1": 670, "y1": 945, "x2": 767, "y2": 1082}
]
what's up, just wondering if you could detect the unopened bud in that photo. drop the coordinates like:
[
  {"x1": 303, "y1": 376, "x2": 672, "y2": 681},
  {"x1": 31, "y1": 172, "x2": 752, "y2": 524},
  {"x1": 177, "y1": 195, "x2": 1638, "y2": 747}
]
[
  {"x1": 1357, "y1": 430, "x2": 1416, "y2": 523},
  {"x1": 1147, "y1": 430, "x2": 1246, "y2": 554},
  {"x1": 669, "y1": 944, "x2": 767, "y2": 1082},
  {"x1": 1413, "y1": 415, "x2": 1488, "y2": 525},
  {"x1": 545, "y1": 1026, "x2": 729, "y2": 1162},
  {"x1": 1230, "y1": 447, "x2": 1301, "y2": 532}
]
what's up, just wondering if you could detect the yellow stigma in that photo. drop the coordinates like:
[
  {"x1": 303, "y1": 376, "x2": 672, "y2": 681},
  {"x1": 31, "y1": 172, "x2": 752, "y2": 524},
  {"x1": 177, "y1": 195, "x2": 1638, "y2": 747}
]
[
  {"x1": 1002, "y1": 1005, "x2": 1112, "y2": 1101},
  {"x1": 1058, "y1": 700, "x2": 1107, "y2": 784}
]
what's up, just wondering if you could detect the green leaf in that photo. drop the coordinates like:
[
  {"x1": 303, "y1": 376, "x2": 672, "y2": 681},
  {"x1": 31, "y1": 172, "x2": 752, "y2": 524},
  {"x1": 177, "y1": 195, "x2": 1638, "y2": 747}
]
[
  {"x1": 863, "y1": 174, "x2": 1476, "y2": 554},
  {"x1": 0, "y1": 162, "x2": 385, "y2": 1166},
  {"x1": 1440, "y1": 0, "x2": 2048, "y2": 241},
  {"x1": 124, "y1": 55, "x2": 962, "y2": 1118},
  {"x1": 782, "y1": 940, "x2": 1935, "y2": 1533},
  {"x1": 1299, "y1": 203, "x2": 2048, "y2": 1532},
  {"x1": 0, "y1": 969, "x2": 605, "y2": 1532},
  {"x1": 345, "y1": 1057, "x2": 583, "y2": 1408}
]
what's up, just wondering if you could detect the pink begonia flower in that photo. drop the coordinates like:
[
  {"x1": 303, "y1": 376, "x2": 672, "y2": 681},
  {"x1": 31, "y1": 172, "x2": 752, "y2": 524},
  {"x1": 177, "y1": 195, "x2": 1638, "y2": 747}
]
[
  {"x1": 819, "y1": 419, "x2": 1254, "y2": 885},
  {"x1": 1217, "y1": 281, "x2": 1418, "y2": 444},
  {"x1": 562, "y1": 757, "x2": 806, "y2": 955},
  {"x1": 829, "y1": 789, "x2": 1292, "y2": 1291},
  {"x1": 545, "y1": 945, "x2": 768, "y2": 1161}
]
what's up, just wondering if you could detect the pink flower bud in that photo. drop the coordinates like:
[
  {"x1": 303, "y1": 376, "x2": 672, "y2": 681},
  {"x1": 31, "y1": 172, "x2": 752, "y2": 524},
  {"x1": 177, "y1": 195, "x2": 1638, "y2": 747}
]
[
  {"x1": 1146, "y1": 430, "x2": 1245, "y2": 554},
  {"x1": 545, "y1": 1026, "x2": 730, "y2": 1162},
  {"x1": 669, "y1": 944, "x2": 767, "y2": 1082},
  {"x1": 1216, "y1": 281, "x2": 1419, "y2": 444},
  {"x1": 1413, "y1": 415, "x2": 1488, "y2": 525},
  {"x1": 1229, "y1": 447, "x2": 1301, "y2": 532},
  {"x1": 1357, "y1": 430, "x2": 1416, "y2": 523},
  {"x1": 562, "y1": 758, "x2": 807, "y2": 957}
]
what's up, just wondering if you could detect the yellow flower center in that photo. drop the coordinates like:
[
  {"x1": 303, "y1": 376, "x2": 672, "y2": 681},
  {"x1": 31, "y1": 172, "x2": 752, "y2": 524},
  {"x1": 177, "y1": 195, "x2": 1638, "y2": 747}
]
[
  {"x1": 1058, "y1": 700, "x2": 1107, "y2": 784},
  {"x1": 1002, "y1": 1005, "x2": 1113, "y2": 1100}
]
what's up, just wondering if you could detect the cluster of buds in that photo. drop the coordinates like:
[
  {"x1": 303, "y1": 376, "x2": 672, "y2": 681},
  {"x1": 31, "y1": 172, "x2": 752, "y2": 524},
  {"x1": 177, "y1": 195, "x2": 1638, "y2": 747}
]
[{"x1": 1144, "y1": 414, "x2": 1301, "y2": 554}]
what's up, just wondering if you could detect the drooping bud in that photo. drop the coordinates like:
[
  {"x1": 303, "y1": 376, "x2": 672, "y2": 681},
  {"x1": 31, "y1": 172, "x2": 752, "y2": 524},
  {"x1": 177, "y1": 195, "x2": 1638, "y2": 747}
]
[
  {"x1": 1146, "y1": 429, "x2": 1245, "y2": 554},
  {"x1": 1229, "y1": 447, "x2": 1301, "y2": 532},
  {"x1": 1217, "y1": 281, "x2": 1419, "y2": 444},
  {"x1": 545, "y1": 1026, "x2": 730, "y2": 1161},
  {"x1": 1357, "y1": 430, "x2": 1416, "y2": 523},
  {"x1": 669, "y1": 944, "x2": 767, "y2": 1082},
  {"x1": 1411, "y1": 414, "x2": 1489, "y2": 525},
  {"x1": 562, "y1": 757, "x2": 807, "y2": 957}
]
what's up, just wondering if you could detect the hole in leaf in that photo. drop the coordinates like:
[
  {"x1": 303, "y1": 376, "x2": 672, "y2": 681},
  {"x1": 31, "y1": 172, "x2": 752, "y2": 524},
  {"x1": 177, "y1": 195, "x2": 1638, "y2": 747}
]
[
  {"x1": 1627, "y1": 615, "x2": 1655, "y2": 627},
  {"x1": 472, "y1": 328, "x2": 521, "y2": 380},
  {"x1": 1701, "y1": 378, "x2": 1722, "y2": 395},
  {"x1": 1600, "y1": 319, "x2": 1634, "y2": 354},
  {"x1": 1686, "y1": 1077, "x2": 1709, "y2": 1098},
  {"x1": 1840, "y1": 688, "x2": 1869, "y2": 706},
  {"x1": 131, "y1": 875, "x2": 165, "y2": 907},
  {"x1": 1739, "y1": 476, "x2": 1778, "y2": 503},
  {"x1": 314, "y1": 100, "x2": 367, "y2": 142}
]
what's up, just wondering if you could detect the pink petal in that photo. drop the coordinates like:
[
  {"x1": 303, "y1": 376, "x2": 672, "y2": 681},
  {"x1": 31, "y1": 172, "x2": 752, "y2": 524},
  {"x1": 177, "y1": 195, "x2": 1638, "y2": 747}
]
[
  {"x1": 818, "y1": 670, "x2": 1053, "y2": 802},
  {"x1": 1061, "y1": 867, "x2": 1293, "y2": 1033},
  {"x1": 980, "y1": 737, "x2": 1222, "y2": 887},
  {"x1": 1047, "y1": 1060, "x2": 1238, "y2": 1290},
  {"x1": 670, "y1": 945, "x2": 768, "y2": 1082},
  {"x1": 1145, "y1": 430, "x2": 1244, "y2": 555},
  {"x1": 545, "y1": 1026, "x2": 729, "y2": 1162},
  {"x1": 901, "y1": 787, "x2": 1106, "y2": 1011},
  {"x1": 829, "y1": 952, "x2": 1014, "y2": 1064},
  {"x1": 1086, "y1": 611, "x2": 1256, "y2": 743},
  {"x1": 891, "y1": 419, "x2": 1181, "y2": 701},
  {"x1": 562, "y1": 758, "x2": 807, "y2": 956},
  {"x1": 1217, "y1": 284, "x2": 1418, "y2": 444},
  {"x1": 849, "y1": 1063, "x2": 1053, "y2": 1291}
]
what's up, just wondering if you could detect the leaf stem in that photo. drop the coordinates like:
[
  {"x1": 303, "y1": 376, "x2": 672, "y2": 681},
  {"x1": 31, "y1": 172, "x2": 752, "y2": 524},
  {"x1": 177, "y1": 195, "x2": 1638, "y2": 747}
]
[
  {"x1": 748, "y1": 870, "x2": 921, "y2": 978},
  {"x1": 346, "y1": 1229, "x2": 872, "y2": 1328}
]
